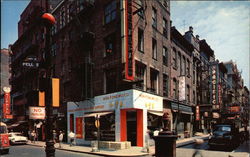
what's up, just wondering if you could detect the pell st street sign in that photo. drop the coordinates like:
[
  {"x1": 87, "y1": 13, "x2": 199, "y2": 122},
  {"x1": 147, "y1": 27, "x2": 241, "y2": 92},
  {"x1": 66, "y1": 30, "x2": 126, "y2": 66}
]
[{"x1": 22, "y1": 56, "x2": 39, "y2": 68}]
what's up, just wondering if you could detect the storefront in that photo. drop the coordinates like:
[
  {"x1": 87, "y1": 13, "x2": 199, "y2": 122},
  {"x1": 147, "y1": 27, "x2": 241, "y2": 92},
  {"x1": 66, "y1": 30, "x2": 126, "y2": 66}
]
[
  {"x1": 170, "y1": 102, "x2": 194, "y2": 138},
  {"x1": 67, "y1": 89, "x2": 163, "y2": 147}
]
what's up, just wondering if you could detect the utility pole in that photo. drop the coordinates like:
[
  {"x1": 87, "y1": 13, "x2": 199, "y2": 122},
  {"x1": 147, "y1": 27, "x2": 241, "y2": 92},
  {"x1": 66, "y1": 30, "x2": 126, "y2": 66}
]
[{"x1": 40, "y1": 0, "x2": 56, "y2": 156}]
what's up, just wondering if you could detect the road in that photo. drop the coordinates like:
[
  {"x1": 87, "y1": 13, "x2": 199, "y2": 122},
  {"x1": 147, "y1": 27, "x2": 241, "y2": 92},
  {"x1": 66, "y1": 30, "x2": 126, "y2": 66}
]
[
  {"x1": 181, "y1": 139, "x2": 250, "y2": 153},
  {"x1": 1, "y1": 145, "x2": 100, "y2": 157}
]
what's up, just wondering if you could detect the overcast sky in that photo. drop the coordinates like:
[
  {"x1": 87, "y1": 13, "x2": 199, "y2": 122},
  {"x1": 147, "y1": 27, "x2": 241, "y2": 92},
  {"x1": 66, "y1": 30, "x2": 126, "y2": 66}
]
[{"x1": 171, "y1": 1, "x2": 250, "y2": 88}]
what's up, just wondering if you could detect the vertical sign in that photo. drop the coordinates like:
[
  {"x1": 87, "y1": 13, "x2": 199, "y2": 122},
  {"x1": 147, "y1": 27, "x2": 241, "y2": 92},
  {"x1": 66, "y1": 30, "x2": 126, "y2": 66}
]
[
  {"x1": 218, "y1": 83, "x2": 222, "y2": 105},
  {"x1": 52, "y1": 78, "x2": 60, "y2": 107},
  {"x1": 39, "y1": 91, "x2": 45, "y2": 107},
  {"x1": 211, "y1": 65, "x2": 218, "y2": 110},
  {"x1": 124, "y1": 0, "x2": 134, "y2": 81},
  {"x1": 196, "y1": 105, "x2": 200, "y2": 121},
  {"x1": 76, "y1": 117, "x2": 83, "y2": 139},
  {"x1": 179, "y1": 76, "x2": 186, "y2": 101},
  {"x1": 3, "y1": 87, "x2": 11, "y2": 119}
]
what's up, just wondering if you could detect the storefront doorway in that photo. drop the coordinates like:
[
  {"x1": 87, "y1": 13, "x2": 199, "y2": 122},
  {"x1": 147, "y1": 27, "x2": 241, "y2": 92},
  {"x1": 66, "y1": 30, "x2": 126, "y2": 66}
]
[{"x1": 126, "y1": 110, "x2": 137, "y2": 146}]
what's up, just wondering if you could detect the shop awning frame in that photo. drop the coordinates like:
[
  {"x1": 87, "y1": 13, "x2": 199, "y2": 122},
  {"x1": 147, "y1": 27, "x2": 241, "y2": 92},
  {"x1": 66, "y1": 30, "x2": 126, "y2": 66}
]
[
  {"x1": 82, "y1": 111, "x2": 113, "y2": 118},
  {"x1": 148, "y1": 110, "x2": 164, "y2": 116}
]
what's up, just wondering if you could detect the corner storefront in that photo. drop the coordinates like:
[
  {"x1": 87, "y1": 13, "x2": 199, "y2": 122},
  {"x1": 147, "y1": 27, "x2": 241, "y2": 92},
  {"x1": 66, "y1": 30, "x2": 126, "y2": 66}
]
[{"x1": 67, "y1": 89, "x2": 163, "y2": 147}]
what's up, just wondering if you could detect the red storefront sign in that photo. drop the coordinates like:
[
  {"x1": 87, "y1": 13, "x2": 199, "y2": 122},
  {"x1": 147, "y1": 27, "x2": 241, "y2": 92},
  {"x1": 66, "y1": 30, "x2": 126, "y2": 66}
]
[
  {"x1": 76, "y1": 117, "x2": 83, "y2": 139},
  {"x1": 196, "y1": 106, "x2": 200, "y2": 121},
  {"x1": 3, "y1": 92, "x2": 11, "y2": 115},
  {"x1": 229, "y1": 106, "x2": 240, "y2": 113}
]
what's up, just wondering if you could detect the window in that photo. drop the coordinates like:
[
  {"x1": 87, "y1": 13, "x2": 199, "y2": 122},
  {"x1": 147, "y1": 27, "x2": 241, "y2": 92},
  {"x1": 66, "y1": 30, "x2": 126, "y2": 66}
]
[
  {"x1": 138, "y1": 28, "x2": 144, "y2": 52},
  {"x1": 152, "y1": 7, "x2": 157, "y2": 28},
  {"x1": 187, "y1": 59, "x2": 190, "y2": 76},
  {"x1": 60, "y1": 7, "x2": 66, "y2": 28},
  {"x1": 187, "y1": 85, "x2": 190, "y2": 102},
  {"x1": 104, "y1": 1, "x2": 116, "y2": 24},
  {"x1": 193, "y1": 90, "x2": 195, "y2": 103},
  {"x1": 135, "y1": 62, "x2": 146, "y2": 90},
  {"x1": 163, "y1": 0, "x2": 169, "y2": 8},
  {"x1": 181, "y1": 56, "x2": 186, "y2": 76},
  {"x1": 173, "y1": 48, "x2": 177, "y2": 68},
  {"x1": 152, "y1": 38, "x2": 157, "y2": 60},
  {"x1": 163, "y1": 74, "x2": 169, "y2": 97},
  {"x1": 137, "y1": 0, "x2": 144, "y2": 17},
  {"x1": 68, "y1": 4, "x2": 74, "y2": 21},
  {"x1": 163, "y1": 18, "x2": 168, "y2": 38},
  {"x1": 51, "y1": 43, "x2": 57, "y2": 56},
  {"x1": 104, "y1": 69, "x2": 116, "y2": 94},
  {"x1": 104, "y1": 34, "x2": 115, "y2": 57},
  {"x1": 173, "y1": 78, "x2": 178, "y2": 99},
  {"x1": 163, "y1": 46, "x2": 168, "y2": 66},
  {"x1": 150, "y1": 69, "x2": 158, "y2": 93}
]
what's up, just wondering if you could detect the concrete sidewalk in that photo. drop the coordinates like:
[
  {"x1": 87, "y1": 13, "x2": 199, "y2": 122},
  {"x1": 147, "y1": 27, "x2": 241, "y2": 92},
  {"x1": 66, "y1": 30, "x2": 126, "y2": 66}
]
[{"x1": 27, "y1": 134, "x2": 210, "y2": 157}]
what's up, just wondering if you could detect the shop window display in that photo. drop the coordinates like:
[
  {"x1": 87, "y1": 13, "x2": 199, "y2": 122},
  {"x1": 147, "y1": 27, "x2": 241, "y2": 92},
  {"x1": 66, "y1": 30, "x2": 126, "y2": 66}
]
[{"x1": 84, "y1": 113, "x2": 115, "y2": 141}]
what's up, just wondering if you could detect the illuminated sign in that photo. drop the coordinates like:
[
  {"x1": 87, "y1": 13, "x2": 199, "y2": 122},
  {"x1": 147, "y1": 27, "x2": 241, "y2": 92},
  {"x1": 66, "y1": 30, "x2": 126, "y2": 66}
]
[{"x1": 196, "y1": 106, "x2": 200, "y2": 121}]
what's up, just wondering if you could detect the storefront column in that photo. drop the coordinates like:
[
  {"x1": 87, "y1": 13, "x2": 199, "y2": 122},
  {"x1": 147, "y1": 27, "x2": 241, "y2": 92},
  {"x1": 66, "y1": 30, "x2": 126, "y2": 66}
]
[
  {"x1": 120, "y1": 109, "x2": 127, "y2": 141},
  {"x1": 143, "y1": 109, "x2": 147, "y2": 147},
  {"x1": 136, "y1": 109, "x2": 143, "y2": 147},
  {"x1": 115, "y1": 109, "x2": 121, "y2": 142}
]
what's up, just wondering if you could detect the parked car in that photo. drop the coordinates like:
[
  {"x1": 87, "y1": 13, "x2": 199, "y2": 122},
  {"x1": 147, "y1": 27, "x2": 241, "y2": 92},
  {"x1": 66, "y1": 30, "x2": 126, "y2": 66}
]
[
  {"x1": 208, "y1": 124, "x2": 240, "y2": 150},
  {"x1": 8, "y1": 132, "x2": 28, "y2": 145}
]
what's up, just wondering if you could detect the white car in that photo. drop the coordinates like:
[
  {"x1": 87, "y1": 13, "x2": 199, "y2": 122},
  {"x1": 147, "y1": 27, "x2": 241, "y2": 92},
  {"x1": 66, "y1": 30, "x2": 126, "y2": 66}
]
[{"x1": 8, "y1": 132, "x2": 28, "y2": 145}]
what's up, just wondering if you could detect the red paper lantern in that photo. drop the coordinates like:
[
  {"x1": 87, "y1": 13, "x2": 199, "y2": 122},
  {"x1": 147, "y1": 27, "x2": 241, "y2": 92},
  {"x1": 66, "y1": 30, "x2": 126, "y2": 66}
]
[{"x1": 41, "y1": 13, "x2": 56, "y2": 25}]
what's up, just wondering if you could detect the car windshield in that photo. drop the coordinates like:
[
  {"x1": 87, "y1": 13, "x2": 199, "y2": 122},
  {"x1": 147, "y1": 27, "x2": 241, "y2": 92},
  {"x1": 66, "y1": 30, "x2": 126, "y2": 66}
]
[
  {"x1": 13, "y1": 133, "x2": 23, "y2": 136},
  {"x1": 214, "y1": 125, "x2": 231, "y2": 132}
]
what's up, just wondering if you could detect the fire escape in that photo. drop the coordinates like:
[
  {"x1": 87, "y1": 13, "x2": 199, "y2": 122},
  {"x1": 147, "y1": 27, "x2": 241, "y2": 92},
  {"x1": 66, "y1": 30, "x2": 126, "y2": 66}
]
[{"x1": 69, "y1": 0, "x2": 95, "y2": 101}]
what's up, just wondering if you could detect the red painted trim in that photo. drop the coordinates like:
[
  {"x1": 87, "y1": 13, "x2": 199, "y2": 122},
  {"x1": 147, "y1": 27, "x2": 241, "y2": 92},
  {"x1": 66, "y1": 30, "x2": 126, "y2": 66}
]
[
  {"x1": 137, "y1": 109, "x2": 143, "y2": 147},
  {"x1": 120, "y1": 109, "x2": 127, "y2": 141}
]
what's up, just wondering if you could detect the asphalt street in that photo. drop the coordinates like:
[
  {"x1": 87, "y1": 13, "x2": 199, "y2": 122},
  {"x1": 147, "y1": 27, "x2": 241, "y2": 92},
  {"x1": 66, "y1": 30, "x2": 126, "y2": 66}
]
[{"x1": 1, "y1": 145, "x2": 100, "y2": 157}]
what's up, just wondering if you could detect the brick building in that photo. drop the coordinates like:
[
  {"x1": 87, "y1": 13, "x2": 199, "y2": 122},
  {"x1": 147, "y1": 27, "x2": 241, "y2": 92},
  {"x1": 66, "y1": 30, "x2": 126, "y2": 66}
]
[{"x1": 169, "y1": 26, "x2": 194, "y2": 137}]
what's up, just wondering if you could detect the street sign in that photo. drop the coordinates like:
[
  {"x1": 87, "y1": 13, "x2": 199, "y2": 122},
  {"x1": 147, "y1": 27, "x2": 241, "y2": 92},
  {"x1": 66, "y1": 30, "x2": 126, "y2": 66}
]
[{"x1": 22, "y1": 56, "x2": 39, "y2": 68}]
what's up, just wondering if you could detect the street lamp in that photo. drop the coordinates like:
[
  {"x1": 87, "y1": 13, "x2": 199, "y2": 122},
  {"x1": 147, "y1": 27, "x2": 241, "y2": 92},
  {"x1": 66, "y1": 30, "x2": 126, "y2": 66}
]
[{"x1": 41, "y1": 10, "x2": 56, "y2": 157}]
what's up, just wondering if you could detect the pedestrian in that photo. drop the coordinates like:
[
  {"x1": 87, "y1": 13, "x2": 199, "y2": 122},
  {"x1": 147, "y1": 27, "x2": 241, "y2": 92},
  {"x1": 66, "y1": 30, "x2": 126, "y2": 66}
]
[
  {"x1": 31, "y1": 130, "x2": 35, "y2": 143},
  {"x1": 58, "y1": 131, "x2": 64, "y2": 148},
  {"x1": 53, "y1": 130, "x2": 57, "y2": 144},
  {"x1": 68, "y1": 131, "x2": 75, "y2": 146}
]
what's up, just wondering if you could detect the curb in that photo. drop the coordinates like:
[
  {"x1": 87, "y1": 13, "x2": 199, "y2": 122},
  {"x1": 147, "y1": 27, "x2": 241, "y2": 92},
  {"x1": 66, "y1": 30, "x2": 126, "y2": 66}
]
[
  {"x1": 176, "y1": 135, "x2": 210, "y2": 147},
  {"x1": 27, "y1": 143, "x2": 149, "y2": 157}
]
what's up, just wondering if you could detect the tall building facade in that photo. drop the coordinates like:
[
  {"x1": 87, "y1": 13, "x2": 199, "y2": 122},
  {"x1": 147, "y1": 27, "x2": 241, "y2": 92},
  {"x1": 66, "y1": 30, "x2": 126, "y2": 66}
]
[{"x1": 1, "y1": 49, "x2": 11, "y2": 95}]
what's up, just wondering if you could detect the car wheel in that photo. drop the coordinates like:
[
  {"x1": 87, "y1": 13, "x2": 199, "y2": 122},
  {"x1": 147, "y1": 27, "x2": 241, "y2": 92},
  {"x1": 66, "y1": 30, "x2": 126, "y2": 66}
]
[{"x1": 5, "y1": 149, "x2": 9, "y2": 154}]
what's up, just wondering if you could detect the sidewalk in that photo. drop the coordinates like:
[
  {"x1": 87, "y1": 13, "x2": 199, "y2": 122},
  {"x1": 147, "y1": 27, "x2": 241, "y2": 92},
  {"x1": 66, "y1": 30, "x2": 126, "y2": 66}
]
[{"x1": 27, "y1": 134, "x2": 210, "y2": 157}]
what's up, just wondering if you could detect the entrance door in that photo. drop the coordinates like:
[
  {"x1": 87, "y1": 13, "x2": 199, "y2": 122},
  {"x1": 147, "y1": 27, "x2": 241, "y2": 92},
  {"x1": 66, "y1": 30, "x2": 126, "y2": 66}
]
[{"x1": 126, "y1": 110, "x2": 137, "y2": 146}]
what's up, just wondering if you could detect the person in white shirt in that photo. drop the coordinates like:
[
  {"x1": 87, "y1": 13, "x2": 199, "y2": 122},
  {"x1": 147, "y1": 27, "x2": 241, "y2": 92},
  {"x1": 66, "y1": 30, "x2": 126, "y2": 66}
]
[
  {"x1": 68, "y1": 131, "x2": 75, "y2": 146},
  {"x1": 58, "y1": 131, "x2": 64, "y2": 148}
]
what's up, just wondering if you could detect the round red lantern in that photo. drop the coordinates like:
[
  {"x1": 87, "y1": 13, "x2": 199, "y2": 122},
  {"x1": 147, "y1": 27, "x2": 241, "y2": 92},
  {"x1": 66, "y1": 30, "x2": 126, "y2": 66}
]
[{"x1": 41, "y1": 13, "x2": 56, "y2": 25}]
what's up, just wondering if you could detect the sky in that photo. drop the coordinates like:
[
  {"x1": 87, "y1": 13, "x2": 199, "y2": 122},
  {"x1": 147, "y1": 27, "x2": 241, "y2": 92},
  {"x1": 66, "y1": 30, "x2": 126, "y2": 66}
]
[
  {"x1": 170, "y1": 1, "x2": 250, "y2": 89},
  {"x1": 1, "y1": 1, "x2": 249, "y2": 88}
]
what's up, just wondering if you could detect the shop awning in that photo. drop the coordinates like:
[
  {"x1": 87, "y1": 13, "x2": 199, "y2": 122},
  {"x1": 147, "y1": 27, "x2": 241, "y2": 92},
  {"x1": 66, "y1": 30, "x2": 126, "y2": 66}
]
[
  {"x1": 8, "y1": 121, "x2": 27, "y2": 129},
  {"x1": 171, "y1": 102, "x2": 193, "y2": 115},
  {"x1": 148, "y1": 110, "x2": 163, "y2": 116},
  {"x1": 83, "y1": 111, "x2": 113, "y2": 118}
]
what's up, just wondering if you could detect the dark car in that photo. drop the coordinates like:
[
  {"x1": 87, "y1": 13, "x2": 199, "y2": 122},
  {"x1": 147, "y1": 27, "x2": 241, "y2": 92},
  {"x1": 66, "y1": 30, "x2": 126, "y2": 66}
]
[{"x1": 208, "y1": 124, "x2": 240, "y2": 150}]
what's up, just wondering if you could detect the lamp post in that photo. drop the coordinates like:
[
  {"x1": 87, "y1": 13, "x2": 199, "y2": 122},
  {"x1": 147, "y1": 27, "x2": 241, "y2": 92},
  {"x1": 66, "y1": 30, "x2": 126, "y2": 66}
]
[{"x1": 41, "y1": 2, "x2": 56, "y2": 157}]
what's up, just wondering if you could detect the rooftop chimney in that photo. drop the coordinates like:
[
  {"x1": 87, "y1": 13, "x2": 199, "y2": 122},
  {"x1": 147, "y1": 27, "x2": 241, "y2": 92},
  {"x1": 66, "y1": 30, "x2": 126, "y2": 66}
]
[
  {"x1": 196, "y1": 35, "x2": 199, "y2": 40},
  {"x1": 189, "y1": 26, "x2": 193, "y2": 33}
]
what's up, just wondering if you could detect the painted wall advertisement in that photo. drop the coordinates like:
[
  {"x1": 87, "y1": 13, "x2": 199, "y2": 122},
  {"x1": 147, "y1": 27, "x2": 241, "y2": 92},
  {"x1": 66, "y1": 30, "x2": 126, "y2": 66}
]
[{"x1": 29, "y1": 107, "x2": 45, "y2": 119}]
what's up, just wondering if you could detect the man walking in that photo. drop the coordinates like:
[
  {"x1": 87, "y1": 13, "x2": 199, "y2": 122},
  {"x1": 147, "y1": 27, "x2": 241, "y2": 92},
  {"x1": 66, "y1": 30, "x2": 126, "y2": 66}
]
[
  {"x1": 59, "y1": 131, "x2": 64, "y2": 148},
  {"x1": 68, "y1": 131, "x2": 75, "y2": 146}
]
